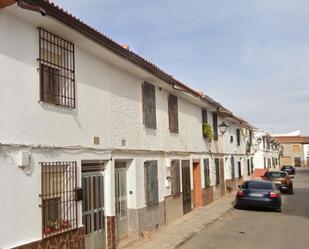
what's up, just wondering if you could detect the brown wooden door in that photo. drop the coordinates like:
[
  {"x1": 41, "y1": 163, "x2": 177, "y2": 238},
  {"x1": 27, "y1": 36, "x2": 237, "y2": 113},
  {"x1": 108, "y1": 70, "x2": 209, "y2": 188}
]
[
  {"x1": 182, "y1": 160, "x2": 192, "y2": 214},
  {"x1": 193, "y1": 162, "x2": 202, "y2": 208},
  {"x1": 219, "y1": 159, "x2": 225, "y2": 196}
]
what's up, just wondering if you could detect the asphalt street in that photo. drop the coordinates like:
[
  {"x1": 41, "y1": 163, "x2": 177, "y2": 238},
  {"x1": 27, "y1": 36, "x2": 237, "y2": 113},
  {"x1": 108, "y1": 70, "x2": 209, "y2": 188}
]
[{"x1": 179, "y1": 168, "x2": 309, "y2": 249}]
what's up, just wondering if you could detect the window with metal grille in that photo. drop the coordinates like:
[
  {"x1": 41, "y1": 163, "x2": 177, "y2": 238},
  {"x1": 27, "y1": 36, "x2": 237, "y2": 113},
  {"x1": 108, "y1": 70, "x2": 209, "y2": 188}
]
[
  {"x1": 231, "y1": 156, "x2": 235, "y2": 180},
  {"x1": 238, "y1": 161, "x2": 242, "y2": 178},
  {"x1": 38, "y1": 28, "x2": 75, "y2": 108},
  {"x1": 213, "y1": 113, "x2": 218, "y2": 141},
  {"x1": 41, "y1": 161, "x2": 78, "y2": 238},
  {"x1": 204, "y1": 158, "x2": 210, "y2": 187},
  {"x1": 142, "y1": 82, "x2": 156, "y2": 129},
  {"x1": 202, "y1": 108, "x2": 208, "y2": 124},
  {"x1": 171, "y1": 160, "x2": 181, "y2": 197},
  {"x1": 144, "y1": 160, "x2": 159, "y2": 207},
  {"x1": 236, "y1": 129, "x2": 241, "y2": 146},
  {"x1": 251, "y1": 158, "x2": 254, "y2": 173},
  {"x1": 214, "y1": 158, "x2": 220, "y2": 185},
  {"x1": 168, "y1": 94, "x2": 179, "y2": 133}
]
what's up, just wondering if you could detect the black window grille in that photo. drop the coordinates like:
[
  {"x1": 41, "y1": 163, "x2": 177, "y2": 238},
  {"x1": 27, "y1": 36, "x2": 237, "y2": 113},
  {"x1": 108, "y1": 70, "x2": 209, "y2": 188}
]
[
  {"x1": 38, "y1": 28, "x2": 75, "y2": 108},
  {"x1": 40, "y1": 161, "x2": 78, "y2": 238}
]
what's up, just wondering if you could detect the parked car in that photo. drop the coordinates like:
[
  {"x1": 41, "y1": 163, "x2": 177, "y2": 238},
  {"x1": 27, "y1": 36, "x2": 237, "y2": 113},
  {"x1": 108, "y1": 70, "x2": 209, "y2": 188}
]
[
  {"x1": 281, "y1": 165, "x2": 295, "y2": 175},
  {"x1": 262, "y1": 170, "x2": 294, "y2": 194},
  {"x1": 235, "y1": 180, "x2": 282, "y2": 212}
]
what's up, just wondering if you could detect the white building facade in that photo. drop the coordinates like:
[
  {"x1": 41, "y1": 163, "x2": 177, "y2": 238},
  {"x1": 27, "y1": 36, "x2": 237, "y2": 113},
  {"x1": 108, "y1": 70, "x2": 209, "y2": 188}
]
[{"x1": 0, "y1": 1, "x2": 257, "y2": 249}]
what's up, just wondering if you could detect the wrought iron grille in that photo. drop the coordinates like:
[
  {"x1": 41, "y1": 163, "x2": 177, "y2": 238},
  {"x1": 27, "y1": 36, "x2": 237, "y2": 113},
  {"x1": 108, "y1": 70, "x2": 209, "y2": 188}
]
[
  {"x1": 38, "y1": 28, "x2": 75, "y2": 108},
  {"x1": 40, "y1": 161, "x2": 78, "y2": 238}
]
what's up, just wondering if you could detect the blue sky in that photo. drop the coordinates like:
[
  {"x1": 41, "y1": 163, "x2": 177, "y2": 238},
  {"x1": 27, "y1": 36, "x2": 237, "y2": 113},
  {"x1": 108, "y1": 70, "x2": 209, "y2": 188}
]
[{"x1": 53, "y1": 0, "x2": 309, "y2": 134}]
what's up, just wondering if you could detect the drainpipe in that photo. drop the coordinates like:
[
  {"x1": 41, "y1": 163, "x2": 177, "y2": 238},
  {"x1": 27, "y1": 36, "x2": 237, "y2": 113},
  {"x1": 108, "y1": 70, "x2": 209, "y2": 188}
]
[{"x1": 17, "y1": 0, "x2": 47, "y2": 16}]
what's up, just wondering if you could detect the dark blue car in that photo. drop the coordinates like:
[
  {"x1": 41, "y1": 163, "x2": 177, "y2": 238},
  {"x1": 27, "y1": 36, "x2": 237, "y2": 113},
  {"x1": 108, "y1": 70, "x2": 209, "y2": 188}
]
[{"x1": 235, "y1": 180, "x2": 282, "y2": 212}]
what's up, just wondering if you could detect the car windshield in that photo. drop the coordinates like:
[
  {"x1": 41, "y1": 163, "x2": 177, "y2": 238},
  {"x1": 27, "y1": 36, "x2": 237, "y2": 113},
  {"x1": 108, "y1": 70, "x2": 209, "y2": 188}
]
[
  {"x1": 267, "y1": 172, "x2": 286, "y2": 178},
  {"x1": 242, "y1": 181, "x2": 274, "y2": 190}
]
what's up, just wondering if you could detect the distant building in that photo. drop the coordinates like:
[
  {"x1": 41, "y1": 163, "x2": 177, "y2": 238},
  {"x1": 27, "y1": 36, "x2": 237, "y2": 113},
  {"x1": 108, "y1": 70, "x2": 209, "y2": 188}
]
[{"x1": 274, "y1": 135, "x2": 309, "y2": 168}]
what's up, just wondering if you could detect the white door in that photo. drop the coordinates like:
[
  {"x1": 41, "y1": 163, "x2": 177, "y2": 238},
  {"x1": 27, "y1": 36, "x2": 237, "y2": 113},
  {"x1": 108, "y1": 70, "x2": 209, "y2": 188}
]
[
  {"x1": 115, "y1": 162, "x2": 128, "y2": 240},
  {"x1": 82, "y1": 172, "x2": 105, "y2": 249}
]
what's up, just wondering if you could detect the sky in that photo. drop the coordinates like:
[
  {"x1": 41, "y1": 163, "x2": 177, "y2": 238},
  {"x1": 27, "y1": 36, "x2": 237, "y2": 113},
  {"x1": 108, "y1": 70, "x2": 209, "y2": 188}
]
[{"x1": 53, "y1": 0, "x2": 309, "y2": 134}]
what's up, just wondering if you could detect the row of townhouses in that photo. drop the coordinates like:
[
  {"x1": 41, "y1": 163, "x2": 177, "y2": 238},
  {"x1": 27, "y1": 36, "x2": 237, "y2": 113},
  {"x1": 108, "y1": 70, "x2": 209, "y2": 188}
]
[{"x1": 0, "y1": 1, "x2": 281, "y2": 249}]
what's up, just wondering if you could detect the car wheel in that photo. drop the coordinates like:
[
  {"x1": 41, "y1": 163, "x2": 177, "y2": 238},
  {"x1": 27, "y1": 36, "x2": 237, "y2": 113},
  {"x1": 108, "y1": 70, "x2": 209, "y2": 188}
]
[{"x1": 289, "y1": 188, "x2": 294, "y2": 194}]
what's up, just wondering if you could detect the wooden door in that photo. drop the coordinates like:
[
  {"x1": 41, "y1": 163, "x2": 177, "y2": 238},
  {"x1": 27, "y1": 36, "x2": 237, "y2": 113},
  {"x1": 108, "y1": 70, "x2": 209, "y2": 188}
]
[
  {"x1": 193, "y1": 162, "x2": 202, "y2": 208},
  {"x1": 182, "y1": 160, "x2": 192, "y2": 214}
]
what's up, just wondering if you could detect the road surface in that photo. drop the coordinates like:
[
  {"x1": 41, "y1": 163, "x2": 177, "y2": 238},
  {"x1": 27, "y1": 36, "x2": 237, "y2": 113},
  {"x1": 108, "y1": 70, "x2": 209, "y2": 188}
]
[{"x1": 179, "y1": 168, "x2": 309, "y2": 249}]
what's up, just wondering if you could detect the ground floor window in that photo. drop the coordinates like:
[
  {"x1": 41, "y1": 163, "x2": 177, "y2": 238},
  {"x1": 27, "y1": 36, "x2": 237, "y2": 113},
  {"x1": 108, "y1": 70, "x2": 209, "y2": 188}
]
[
  {"x1": 238, "y1": 161, "x2": 242, "y2": 178},
  {"x1": 204, "y1": 158, "x2": 211, "y2": 187},
  {"x1": 231, "y1": 156, "x2": 235, "y2": 180},
  {"x1": 41, "y1": 161, "x2": 78, "y2": 237},
  {"x1": 214, "y1": 158, "x2": 220, "y2": 185}
]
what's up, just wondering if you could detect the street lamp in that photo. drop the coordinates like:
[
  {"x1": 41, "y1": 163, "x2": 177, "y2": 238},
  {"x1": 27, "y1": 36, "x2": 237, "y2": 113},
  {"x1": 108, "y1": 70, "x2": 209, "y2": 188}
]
[{"x1": 218, "y1": 122, "x2": 229, "y2": 135}]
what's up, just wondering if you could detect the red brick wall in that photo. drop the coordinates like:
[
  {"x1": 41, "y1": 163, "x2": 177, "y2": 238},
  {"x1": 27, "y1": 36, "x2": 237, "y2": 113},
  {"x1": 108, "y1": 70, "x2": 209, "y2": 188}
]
[
  {"x1": 14, "y1": 227, "x2": 85, "y2": 249},
  {"x1": 106, "y1": 216, "x2": 116, "y2": 249}
]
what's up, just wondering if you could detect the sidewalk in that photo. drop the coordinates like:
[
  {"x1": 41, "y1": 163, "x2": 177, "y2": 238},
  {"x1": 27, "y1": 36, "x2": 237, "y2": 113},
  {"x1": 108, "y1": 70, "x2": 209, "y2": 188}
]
[{"x1": 120, "y1": 193, "x2": 235, "y2": 249}]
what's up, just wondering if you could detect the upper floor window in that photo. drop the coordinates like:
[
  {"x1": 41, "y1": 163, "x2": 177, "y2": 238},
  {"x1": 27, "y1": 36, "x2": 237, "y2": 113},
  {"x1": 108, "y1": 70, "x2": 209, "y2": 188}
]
[
  {"x1": 212, "y1": 113, "x2": 218, "y2": 141},
  {"x1": 38, "y1": 28, "x2": 75, "y2": 108},
  {"x1": 202, "y1": 108, "x2": 208, "y2": 124},
  {"x1": 142, "y1": 82, "x2": 156, "y2": 129},
  {"x1": 292, "y1": 144, "x2": 300, "y2": 152},
  {"x1": 168, "y1": 94, "x2": 179, "y2": 133},
  {"x1": 236, "y1": 129, "x2": 241, "y2": 146}
]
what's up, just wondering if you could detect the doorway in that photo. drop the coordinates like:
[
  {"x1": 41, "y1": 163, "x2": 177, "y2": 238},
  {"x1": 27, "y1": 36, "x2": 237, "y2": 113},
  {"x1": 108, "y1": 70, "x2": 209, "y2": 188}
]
[
  {"x1": 115, "y1": 161, "x2": 128, "y2": 240},
  {"x1": 193, "y1": 162, "x2": 202, "y2": 208},
  {"x1": 82, "y1": 170, "x2": 105, "y2": 249},
  {"x1": 182, "y1": 160, "x2": 192, "y2": 214}
]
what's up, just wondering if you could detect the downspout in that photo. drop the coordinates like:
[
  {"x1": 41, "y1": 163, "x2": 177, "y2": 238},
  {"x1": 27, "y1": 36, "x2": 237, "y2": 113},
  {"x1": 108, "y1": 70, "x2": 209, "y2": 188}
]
[{"x1": 17, "y1": 0, "x2": 47, "y2": 16}]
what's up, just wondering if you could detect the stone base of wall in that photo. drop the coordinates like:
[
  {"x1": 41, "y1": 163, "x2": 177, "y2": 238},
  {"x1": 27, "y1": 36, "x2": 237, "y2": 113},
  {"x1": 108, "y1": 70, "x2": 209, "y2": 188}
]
[
  {"x1": 127, "y1": 201, "x2": 165, "y2": 239},
  {"x1": 202, "y1": 186, "x2": 213, "y2": 206},
  {"x1": 226, "y1": 179, "x2": 237, "y2": 193},
  {"x1": 107, "y1": 216, "x2": 116, "y2": 249},
  {"x1": 236, "y1": 177, "x2": 244, "y2": 187},
  {"x1": 13, "y1": 227, "x2": 85, "y2": 249}
]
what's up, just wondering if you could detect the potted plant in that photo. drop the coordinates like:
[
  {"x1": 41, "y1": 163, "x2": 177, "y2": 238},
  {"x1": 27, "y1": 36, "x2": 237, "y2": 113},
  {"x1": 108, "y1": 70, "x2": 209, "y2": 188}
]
[{"x1": 202, "y1": 123, "x2": 213, "y2": 142}]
